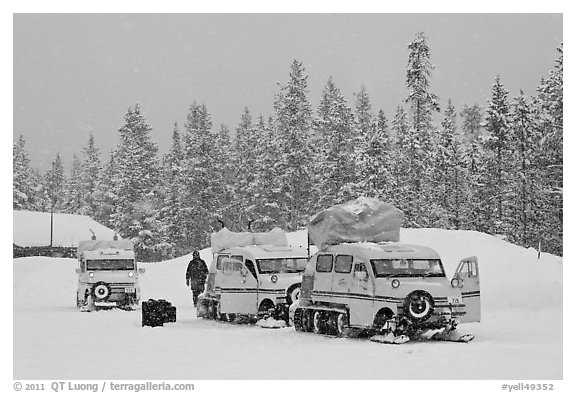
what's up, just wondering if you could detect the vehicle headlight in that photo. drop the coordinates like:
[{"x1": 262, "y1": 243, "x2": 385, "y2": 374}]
[
  {"x1": 89, "y1": 272, "x2": 94, "y2": 278},
  {"x1": 270, "y1": 275, "x2": 278, "y2": 283},
  {"x1": 128, "y1": 271, "x2": 134, "y2": 277},
  {"x1": 451, "y1": 277, "x2": 460, "y2": 288},
  {"x1": 391, "y1": 279, "x2": 400, "y2": 289}
]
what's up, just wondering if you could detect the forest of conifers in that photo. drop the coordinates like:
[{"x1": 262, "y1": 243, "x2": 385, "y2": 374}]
[{"x1": 13, "y1": 33, "x2": 563, "y2": 260}]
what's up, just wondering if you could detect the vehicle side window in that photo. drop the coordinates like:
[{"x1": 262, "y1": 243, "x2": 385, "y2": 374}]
[
  {"x1": 354, "y1": 263, "x2": 367, "y2": 273},
  {"x1": 459, "y1": 260, "x2": 478, "y2": 277},
  {"x1": 334, "y1": 255, "x2": 353, "y2": 273},
  {"x1": 316, "y1": 254, "x2": 333, "y2": 273},
  {"x1": 217, "y1": 254, "x2": 242, "y2": 270},
  {"x1": 222, "y1": 259, "x2": 244, "y2": 275},
  {"x1": 245, "y1": 259, "x2": 258, "y2": 278},
  {"x1": 216, "y1": 255, "x2": 227, "y2": 270}
]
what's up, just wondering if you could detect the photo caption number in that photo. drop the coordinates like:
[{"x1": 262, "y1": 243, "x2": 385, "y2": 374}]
[{"x1": 25, "y1": 384, "x2": 45, "y2": 391}]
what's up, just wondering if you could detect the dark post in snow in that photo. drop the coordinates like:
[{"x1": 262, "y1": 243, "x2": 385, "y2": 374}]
[
  {"x1": 50, "y1": 205, "x2": 53, "y2": 247},
  {"x1": 538, "y1": 241, "x2": 541, "y2": 260}
]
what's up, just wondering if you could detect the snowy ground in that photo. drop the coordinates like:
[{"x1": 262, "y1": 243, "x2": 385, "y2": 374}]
[{"x1": 13, "y1": 228, "x2": 562, "y2": 380}]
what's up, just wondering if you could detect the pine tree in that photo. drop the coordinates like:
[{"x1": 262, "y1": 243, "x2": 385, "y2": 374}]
[
  {"x1": 481, "y1": 76, "x2": 513, "y2": 234},
  {"x1": 212, "y1": 124, "x2": 236, "y2": 230},
  {"x1": 13, "y1": 135, "x2": 35, "y2": 210},
  {"x1": 180, "y1": 102, "x2": 219, "y2": 250},
  {"x1": 460, "y1": 104, "x2": 485, "y2": 230},
  {"x1": 80, "y1": 133, "x2": 102, "y2": 218},
  {"x1": 93, "y1": 150, "x2": 117, "y2": 228},
  {"x1": 353, "y1": 86, "x2": 393, "y2": 199},
  {"x1": 273, "y1": 60, "x2": 314, "y2": 230},
  {"x1": 312, "y1": 77, "x2": 356, "y2": 208},
  {"x1": 533, "y1": 43, "x2": 563, "y2": 255},
  {"x1": 44, "y1": 153, "x2": 66, "y2": 213},
  {"x1": 110, "y1": 104, "x2": 161, "y2": 260},
  {"x1": 62, "y1": 154, "x2": 83, "y2": 214},
  {"x1": 404, "y1": 32, "x2": 441, "y2": 226},
  {"x1": 391, "y1": 106, "x2": 414, "y2": 222},
  {"x1": 435, "y1": 99, "x2": 465, "y2": 228},
  {"x1": 509, "y1": 90, "x2": 539, "y2": 247},
  {"x1": 249, "y1": 116, "x2": 283, "y2": 231},
  {"x1": 157, "y1": 122, "x2": 186, "y2": 257},
  {"x1": 231, "y1": 108, "x2": 260, "y2": 229}
]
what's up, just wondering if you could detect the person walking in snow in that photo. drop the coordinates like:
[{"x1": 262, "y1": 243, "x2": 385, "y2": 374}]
[{"x1": 186, "y1": 250, "x2": 208, "y2": 306}]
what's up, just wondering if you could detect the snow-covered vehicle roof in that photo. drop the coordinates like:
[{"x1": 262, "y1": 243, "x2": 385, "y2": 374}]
[
  {"x1": 210, "y1": 227, "x2": 290, "y2": 254},
  {"x1": 217, "y1": 244, "x2": 309, "y2": 259},
  {"x1": 323, "y1": 242, "x2": 441, "y2": 260},
  {"x1": 77, "y1": 239, "x2": 134, "y2": 254}
]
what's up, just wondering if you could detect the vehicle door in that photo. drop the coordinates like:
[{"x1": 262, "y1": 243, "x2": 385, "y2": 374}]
[
  {"x1": 348, "y1": 261, "x2": 375, "y2": 327},
  {"x1": 311, "y1": 254, "x2": 334, "y2": 304},
  {"x1": 219, "y1": 256, "x2": 258, "y2": 314},
  {"x1": 330, "y1": 254, "x2": 353, "y2": 304},
  {"x1": 452, "y1": 256, "x2": 481, "y2": 322}
]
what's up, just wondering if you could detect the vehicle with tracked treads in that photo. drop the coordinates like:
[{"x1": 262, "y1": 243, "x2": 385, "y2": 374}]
[
  {"x1": 293, "y1": 242, "x2": 480, "y2": 342},
  {"x1": 197, "y1": 228, "x2": 308, "y2": 323},
  {"x1": 76, "y1": 238, "x2": 145, "y2": 311},
  {"x1": 293, "y1": 197, "x2": 480, "y2": 343}
]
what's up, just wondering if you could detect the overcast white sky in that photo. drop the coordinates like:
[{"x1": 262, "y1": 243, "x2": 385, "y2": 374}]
[{"x1": 13, "y1": 13, "x2": 562, "y2": 170}]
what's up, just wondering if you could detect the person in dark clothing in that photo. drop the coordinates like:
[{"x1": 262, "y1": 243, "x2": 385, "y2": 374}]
[{"x1": 186, "y1": 250, "x2": 208, "y2": 306}]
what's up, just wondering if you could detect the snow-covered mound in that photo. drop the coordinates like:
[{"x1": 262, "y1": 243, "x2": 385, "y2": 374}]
[
  {"x1": 13, "y1": 229, "x2": 562, "y2": 380},
  {"x1": 13, "y1": 210, "x2": 117, "y2": 247},
  {"x1": 401, "y1": 228, "x2": 562, "y2": 311}
]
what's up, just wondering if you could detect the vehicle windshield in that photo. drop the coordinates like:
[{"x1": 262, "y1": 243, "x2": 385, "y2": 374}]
[
  {"x1": 256, "y1": 258, "x2": 307, "y2": 274},
  {"x1": 86, "y1": 259, "x2": 135, "y2": 271},
  {"x1": 370, "y1": 259, "x2": 445, "y2": 278}
]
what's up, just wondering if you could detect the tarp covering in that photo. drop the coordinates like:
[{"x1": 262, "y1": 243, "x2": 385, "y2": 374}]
[
  {"x1": 308, "y1": 197, "x2": 404, "y2": 250},
  {"x1": 77, "y1": 240, "x2": 134, "y2": 254},
  {"x1": 210, "y1": 227, "x2": 288, "y2": 254}
]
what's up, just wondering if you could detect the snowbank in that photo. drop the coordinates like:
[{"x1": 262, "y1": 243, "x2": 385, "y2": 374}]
[
  {"x1": 13, "y1": 210, "x2": 117, "y2": 247},
  {"x1": 13, "y1": 228, "x2": 562, "y2": 380}
]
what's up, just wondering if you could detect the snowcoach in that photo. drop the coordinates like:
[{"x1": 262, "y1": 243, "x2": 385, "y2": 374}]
[
  {"x1": 76, "y1": 238, "x2": 145, "y2": 311},
  {"x1": 197, "y1": 228, "x2": 308, "y2": 324},
  {"x1": 293, "y1": 243, "x2": 480, "y2": 342},
  {"x1": 293, "y1": 197, "x2": 481, "y2": 343}
]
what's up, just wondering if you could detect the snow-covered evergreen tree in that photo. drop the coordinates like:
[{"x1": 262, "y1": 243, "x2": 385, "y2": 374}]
[
  {"x1": 460, "y1": 104, "x2": 485, "y2": 230},
  {"x1": 110, "y1": 104, "x2": 162, "y2": 260},
  {"x1": 80, "y1": 133, "x2": 102, "y2": 218},
  {"x1": 435, "y1": 99, "x2": 465, "y2": 228},
  {"x1": 157, "y1": 122, "x2": 186, "y2": 257},
  {"x1": 404, "y1": 32, "x2": 441, "y2": 227},
  {"x1": 390, "y1": 106, "x2": 414, "y2": 222},
  {"x1": 481, "y1": 76, "x2": 513, "y2": 234},
  {"x1": 534, "y1": 44, "x2": 563, "y2": 255},
  {"x1": 509, "y1": 90, "x2": 540, "y2": 248},
  {"x1": 352, "y1": 85, "x2": 394, "y2": 199},
  {"x1": 273, "y1": 60, "x2": 314, "y2": 230},
  {"x1": 212, "y1": 123, "x2": 236, "y2": 230},
  {"x1": 93, "y1": 150, "x2": 116, "y2": 228},
  {"x1": 248, "y1": 116, "x2": 284, "y2": 231},
  {"x1": 312, "y1": 77, "x2": 357, "y2": 209},
  {"x1": 180, "y1": 102, "x2": 220, "y2": 250},
  {"x1": 44, "y1": 153, "x2": 66, "y2": 213},
  {"x1": 230, "y1": 107, "x2": 260, "y2": 230},
  {"x1": 62, "y1": 154, "x2": 83, "y2": 214},
  {"x1": 13, "y1": 135, "x2": 36, "y2": 210}
]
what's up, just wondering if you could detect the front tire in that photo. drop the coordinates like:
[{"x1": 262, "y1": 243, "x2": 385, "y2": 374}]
[{"x1": 286, "y1": 285, "x2": 301, "y2": 305}]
